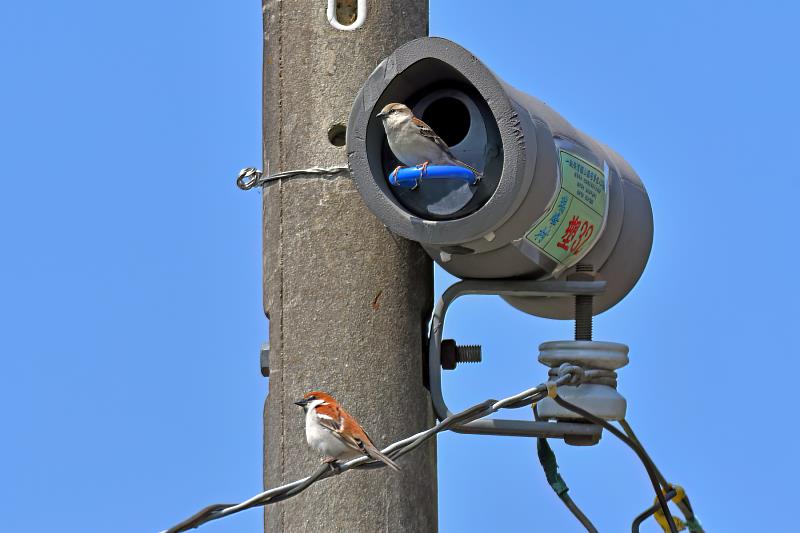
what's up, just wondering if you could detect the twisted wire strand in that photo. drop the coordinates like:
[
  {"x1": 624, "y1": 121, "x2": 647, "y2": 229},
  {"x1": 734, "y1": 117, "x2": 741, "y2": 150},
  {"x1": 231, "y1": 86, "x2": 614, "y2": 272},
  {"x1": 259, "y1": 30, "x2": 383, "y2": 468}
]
[
  {"x1": 162, "y1": 371, "x2": 687, "y2": 533},
  {"x1": 161, "y1": 378, "x2": 567, "y2": 533},
  {"x1": 236, "y1": 165, "x2": 349, "y2": 190}
]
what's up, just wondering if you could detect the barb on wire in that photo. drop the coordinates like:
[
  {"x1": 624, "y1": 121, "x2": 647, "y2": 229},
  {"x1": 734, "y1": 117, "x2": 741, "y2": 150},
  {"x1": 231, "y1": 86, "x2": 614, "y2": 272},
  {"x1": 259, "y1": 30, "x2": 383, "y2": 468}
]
[
  {"x1": 236, "y1": 165, "x2": 350, "y2": 190},
  {"x1": 161, "y1": 378, "x2": 567, "y2": 533}
]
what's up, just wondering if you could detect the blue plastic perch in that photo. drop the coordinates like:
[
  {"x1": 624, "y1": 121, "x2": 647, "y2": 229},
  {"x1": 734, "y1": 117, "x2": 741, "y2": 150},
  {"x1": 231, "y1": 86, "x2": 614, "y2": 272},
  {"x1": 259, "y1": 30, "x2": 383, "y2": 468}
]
[{"x1": 388, "y1": 164, "x2": 478, "y2": 189}]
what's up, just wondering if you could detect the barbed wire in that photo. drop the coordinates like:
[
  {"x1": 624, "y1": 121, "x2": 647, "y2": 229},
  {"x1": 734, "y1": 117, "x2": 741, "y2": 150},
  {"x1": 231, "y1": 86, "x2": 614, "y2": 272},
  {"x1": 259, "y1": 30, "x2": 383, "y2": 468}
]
[
  {"x1": 161, "y1": 367, "x2": 691, "y2": 533},
  {"x1": 236, "y1": 165, "x2": 350, "y2": 190}
]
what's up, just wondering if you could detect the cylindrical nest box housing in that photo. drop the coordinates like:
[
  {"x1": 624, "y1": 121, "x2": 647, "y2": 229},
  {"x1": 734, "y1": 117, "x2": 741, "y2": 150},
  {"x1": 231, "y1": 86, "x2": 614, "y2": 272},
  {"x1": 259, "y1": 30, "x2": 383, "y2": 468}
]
[{"x1": 347, "y1": 37, "x2": 653, "y2": 319}]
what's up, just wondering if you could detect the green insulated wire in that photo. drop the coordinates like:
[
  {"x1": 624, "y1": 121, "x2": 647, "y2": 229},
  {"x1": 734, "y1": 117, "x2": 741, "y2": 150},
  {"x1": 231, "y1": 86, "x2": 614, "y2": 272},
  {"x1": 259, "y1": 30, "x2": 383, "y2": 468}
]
[{"x1": 534, "y1": 403, "x2": 598, "y2": 533}]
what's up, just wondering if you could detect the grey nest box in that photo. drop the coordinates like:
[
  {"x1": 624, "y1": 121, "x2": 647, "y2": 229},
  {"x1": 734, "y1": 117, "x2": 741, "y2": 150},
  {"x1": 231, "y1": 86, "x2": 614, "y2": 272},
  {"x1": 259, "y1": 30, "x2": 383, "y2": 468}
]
[{"x1": 347, "y1": 37, "x2": 653, "y2": 319}]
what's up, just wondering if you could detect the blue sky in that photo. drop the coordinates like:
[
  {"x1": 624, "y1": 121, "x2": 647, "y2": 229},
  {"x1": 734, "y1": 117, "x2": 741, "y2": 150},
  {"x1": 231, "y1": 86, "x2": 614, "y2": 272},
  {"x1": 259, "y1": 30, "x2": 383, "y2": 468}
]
[{"x1": 2, "y1": 1, "x2": 798, "y2": 531}]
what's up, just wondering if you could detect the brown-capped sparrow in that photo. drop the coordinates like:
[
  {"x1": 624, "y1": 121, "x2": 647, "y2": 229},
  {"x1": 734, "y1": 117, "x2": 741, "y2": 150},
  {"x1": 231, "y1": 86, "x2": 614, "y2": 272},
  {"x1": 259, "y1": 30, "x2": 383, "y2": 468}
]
[
  {"x1": 376, "y1": 102, "x2": 482, "y2": 180},
  {"x1": 295, "y1": 391, "x2": 400, "y2": 471}
]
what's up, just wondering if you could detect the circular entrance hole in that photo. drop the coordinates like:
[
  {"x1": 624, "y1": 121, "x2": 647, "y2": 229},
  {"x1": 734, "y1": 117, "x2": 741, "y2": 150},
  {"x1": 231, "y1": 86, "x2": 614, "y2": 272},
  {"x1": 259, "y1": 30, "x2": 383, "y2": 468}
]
[
  {"x1": 327, "y1": 123, "x2": 347, "y2": 147},
  {"x1": 420, "y1": 97, "x2": 470, "y2": 147}
]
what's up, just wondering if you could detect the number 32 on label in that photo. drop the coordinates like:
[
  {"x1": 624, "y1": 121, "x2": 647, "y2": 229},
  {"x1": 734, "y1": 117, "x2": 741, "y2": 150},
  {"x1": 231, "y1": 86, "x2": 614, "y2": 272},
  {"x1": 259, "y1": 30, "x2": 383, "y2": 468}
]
[{"x1": 556, "y1": 215, "x2": 594, "y2": 256}]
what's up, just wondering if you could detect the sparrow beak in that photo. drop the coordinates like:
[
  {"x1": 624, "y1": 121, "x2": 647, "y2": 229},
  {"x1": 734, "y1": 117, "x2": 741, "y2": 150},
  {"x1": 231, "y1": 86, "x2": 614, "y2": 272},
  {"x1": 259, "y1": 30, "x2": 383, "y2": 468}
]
[
  {"x1": 376, "y1": 111, "x2": 388, "y2": 119},
  {"x1": 294, "y1": 398, "x2": 309, "y2": 407}
]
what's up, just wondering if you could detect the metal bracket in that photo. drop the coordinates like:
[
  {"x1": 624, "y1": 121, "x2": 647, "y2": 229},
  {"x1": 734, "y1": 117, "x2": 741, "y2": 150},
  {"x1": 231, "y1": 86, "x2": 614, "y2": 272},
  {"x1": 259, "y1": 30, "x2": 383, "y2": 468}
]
[
  {"x1": 260, "y1": 343, "x2": 270, "y2": 377},
  {"x1": 428, "y1": 279, "x2": 607, "y2": 440}
]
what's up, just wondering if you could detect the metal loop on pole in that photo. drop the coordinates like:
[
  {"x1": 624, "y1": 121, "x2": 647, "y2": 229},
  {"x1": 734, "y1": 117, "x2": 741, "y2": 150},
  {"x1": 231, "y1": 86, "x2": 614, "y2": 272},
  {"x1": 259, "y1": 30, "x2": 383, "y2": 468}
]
[
  {"x1": 236, "y1": 165, "x2": 350, "y2": 190},
  {"x1": 236, "y1": 167, "x2": 263, "y2": 190},
  {"x1": 327, "y1": 0, "x2": 367, "y2": 31}
]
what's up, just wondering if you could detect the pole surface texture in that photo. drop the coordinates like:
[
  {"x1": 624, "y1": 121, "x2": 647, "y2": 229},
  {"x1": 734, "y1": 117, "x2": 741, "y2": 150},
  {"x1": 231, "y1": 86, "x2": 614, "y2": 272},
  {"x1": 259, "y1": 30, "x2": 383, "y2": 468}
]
[{"x1": 261, "y1": 1, "x2": 435, "y2": 532}]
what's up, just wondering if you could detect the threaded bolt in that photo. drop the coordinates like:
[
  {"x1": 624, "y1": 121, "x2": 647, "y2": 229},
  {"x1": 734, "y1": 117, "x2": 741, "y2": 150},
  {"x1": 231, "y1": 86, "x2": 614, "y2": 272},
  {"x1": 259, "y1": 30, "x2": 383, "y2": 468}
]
[
  {"x1": 455, "y1": 344, "x2": 482, "y2": 363},
  {"x1": 572, "y1": 264, "x2": 594, "y2": 341},
  {"x1": 574, "y1": 295, "x2": 593, "y2": 340},
  {"x1": 441, "y1": 339, "x2": 482, "y2": 369}
]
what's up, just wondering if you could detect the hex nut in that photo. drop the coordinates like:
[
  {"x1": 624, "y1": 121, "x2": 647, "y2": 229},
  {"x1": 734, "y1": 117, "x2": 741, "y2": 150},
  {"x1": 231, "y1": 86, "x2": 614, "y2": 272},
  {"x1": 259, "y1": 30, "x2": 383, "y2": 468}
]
[{"x1": 441, "y1": 339, "x2": 457, "y2": 370}]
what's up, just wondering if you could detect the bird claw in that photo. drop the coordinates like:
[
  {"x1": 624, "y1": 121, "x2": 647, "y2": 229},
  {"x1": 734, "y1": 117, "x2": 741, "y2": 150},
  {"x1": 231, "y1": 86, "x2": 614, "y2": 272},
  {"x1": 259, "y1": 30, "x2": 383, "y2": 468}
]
[
  {"x1": 406, "y1": 162, "x2": 431, "y2": 190},
  {"x1": 322, "y1": 456, "x2": 342, "y2": 474},
  {"x1": 390, "y1": 166, "x2": 406, "y2": 183}
]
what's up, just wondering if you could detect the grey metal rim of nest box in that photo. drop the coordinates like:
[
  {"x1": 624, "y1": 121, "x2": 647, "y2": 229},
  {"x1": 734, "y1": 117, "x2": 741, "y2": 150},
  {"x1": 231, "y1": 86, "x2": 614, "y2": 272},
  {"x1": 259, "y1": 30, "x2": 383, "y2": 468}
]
[
  {"x1": 347, "y1": 36, "x2": 527, "y2": 245},
  {"x1": 347, "y1": 37, "x2": 654, "y2": 320},
  {"x1": 428, "y1": 279, "x2": 615, "y2": 445}
]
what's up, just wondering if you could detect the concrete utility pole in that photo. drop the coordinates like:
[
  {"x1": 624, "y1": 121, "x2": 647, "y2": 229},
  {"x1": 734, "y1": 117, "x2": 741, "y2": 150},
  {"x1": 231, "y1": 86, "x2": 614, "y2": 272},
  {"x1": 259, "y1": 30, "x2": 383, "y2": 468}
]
[{"x1": 261, "y1": 1, "x2": 434, "y2": 532}]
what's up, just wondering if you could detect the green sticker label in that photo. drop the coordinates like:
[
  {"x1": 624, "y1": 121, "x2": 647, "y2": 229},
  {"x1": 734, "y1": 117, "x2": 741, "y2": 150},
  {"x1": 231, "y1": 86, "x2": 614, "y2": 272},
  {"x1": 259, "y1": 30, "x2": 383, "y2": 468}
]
[{"x1": 524, "y1": 150, "x2": 607, "y2": 267}]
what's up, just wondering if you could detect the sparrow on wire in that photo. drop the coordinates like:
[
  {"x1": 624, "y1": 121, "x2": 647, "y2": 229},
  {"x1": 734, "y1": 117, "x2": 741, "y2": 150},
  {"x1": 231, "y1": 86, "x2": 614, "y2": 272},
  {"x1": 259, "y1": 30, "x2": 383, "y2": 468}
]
[
  {"x1": 295, "y1": 391, "x2": 401, "y2": 471},
  {"x1": 376, "y1": 102, "x2": 481, "y2": 181}
]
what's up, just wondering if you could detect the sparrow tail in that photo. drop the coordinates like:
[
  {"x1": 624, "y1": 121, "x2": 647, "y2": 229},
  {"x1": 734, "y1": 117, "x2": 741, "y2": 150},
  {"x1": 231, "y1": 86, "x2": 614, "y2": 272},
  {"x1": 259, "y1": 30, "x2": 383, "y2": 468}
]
[
  {"x1": 365, "y1": 444, "x2": 401, "y2": 471},
  {"x1": 449, "y1": 157, "x2": 482, "y2": 179}
]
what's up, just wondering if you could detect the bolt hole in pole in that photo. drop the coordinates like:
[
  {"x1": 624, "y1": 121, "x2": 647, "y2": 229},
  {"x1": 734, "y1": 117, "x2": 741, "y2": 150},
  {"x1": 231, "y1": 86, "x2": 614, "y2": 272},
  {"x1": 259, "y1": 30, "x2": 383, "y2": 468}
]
[
  {"x1": 327, "y1": 123, "x2": 347, "y2": 146},
  {"x1": 327, "y1": 0, "x2": 366, "y2": 31}
]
